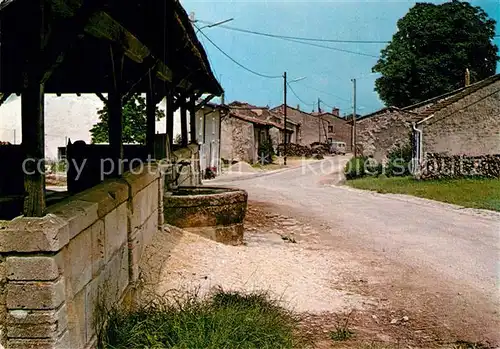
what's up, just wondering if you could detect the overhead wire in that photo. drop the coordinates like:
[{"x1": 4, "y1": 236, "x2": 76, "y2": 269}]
[
  {"x1": 287, "y1": 82, "x2": 315, "y2": 107},
  {"x1": 196, "y1": 20, "x2": 390, "y2": 44},
  {"x1": 195, "y1": 24, "x2": 282, "y2": 79}
]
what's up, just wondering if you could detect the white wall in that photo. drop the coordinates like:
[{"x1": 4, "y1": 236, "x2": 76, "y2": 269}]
[{"x1": 0, "y1": 94, "x2": 181, "y2": 160}]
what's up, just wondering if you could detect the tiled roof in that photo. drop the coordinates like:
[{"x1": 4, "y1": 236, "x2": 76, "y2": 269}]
[{"x1": 416, "y1": 73, "x2": 500, "y2": 121}]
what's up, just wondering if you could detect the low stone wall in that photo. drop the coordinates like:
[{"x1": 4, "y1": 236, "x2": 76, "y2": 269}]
[
  {"x1": 421, "y1": 153, "x2": 500, "y2": 180},
  {"x1": 0, "y1": 164, "x2": 164, "y2": 349}
]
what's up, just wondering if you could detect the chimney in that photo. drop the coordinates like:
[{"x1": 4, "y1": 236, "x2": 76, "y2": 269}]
[
  {"x1": 296, "y1": 104, "x2": 300, "y2": 111},
  {"x1": 332, "y1": 107, "x2": 340, "y2": 116}
]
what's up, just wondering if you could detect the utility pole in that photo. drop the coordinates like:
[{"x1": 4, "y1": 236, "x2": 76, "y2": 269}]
[
  {"x1": 317, "y1": 98, "x2": 321, "y2": 142},
  {"x1": 283, "y1": 71, "x2": 287, "y2": 165},
  {"x1": 351, "y1": 78, "x2": 357, "y2": 157}
]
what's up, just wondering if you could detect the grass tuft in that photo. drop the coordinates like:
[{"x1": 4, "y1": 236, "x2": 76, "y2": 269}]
[{"x1": 97, "y1": 289, "x2": 302, "y2": 349}]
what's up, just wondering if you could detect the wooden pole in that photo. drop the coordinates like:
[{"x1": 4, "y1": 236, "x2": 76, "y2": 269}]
[
  {"x1": 22, "y1": 83, "x2": 46, "y2": 217},
  {"x1": 189, "y1": 94, "x2": 196, "y2": 144},
  {"x1": 166, "y1": 89, "x2": 174, "y2": 149},
  {"x1": 109, "y1": 45, "x2": 124, "y2": 177},
  {"x1": 146, "y1": 70, "x2": 156, "y2": 158},
  {"x1": 352, "y1": 78, "x2": 357, "y2": 157},
  {"x1": 283, "y1": 71, "x2": 287, "y2": 166},
  {"x1": 180, "y1": 100, "x2": 188, "y2": 147}
]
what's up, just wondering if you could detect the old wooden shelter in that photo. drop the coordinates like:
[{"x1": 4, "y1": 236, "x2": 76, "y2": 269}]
[{"x1": 0, "y1": 0, "x2": 222, "y2": 218}]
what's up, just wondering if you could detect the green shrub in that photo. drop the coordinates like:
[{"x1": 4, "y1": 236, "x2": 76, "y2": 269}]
[
  {"x1": 345, "y1": 157, "x2": 382, "y2": 179},
  {"x1": 97, "y1": 289, "x2": 302, "y2": 349},
  {"x1": 258, "y1": 138, "x2": 275, "y2": 165},
  {"x1": 385, "y1": 143, "x2": 413, "y2": 177}
]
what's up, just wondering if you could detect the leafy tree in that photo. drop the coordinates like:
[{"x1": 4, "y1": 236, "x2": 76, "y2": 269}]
[
  {"x1": 373, "y1": 0, "x2": 498, "y2": 107},
  {"x1": 90, "y1": 94, "x2": 165, "y2": 144}
]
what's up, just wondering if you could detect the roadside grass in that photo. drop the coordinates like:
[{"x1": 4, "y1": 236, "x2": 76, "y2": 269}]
[
  {"x1": 97, "y1": 289, "x2": 304, "y2": 349},
  {"x1": 347, "y1": 176, "x2": 500, "y2": 211}
]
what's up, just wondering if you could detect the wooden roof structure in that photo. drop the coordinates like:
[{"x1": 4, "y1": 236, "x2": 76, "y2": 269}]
[
  {"x1": 0, "y1": 0, "x2": 222, "y2": 217},
  {"x1": 0, "y1": 0, "x2": 222, "y2": 97}
]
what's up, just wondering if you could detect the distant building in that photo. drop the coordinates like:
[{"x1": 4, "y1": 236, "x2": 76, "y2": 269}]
[{"x1": 271, "y1": 104, "x2": 352, "y2": 150}]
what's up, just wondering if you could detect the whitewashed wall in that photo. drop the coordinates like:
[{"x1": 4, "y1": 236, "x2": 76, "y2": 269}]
[{"x1": 0, "y1": 94, "x2": 181, "y2": 160}]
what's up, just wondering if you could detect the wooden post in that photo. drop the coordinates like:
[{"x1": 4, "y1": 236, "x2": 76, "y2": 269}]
[
  {"x1": 22, "y1": 83, "x2": 46, "y2": 217},
  {"x1": 189, "y1": 94, "x2": 196, "y2": 144},
  {"x1": 166, "y1": 89, "x2": 174, "y2": 149},
  {"x1": 108, "y1": 45, "x2": 124, "y2": 177},
  {"x1": 146, "y1": 70, "x2": 156, "y2": 158},
  {"x1": 180, "y1": 99, "x2": 188, "y2": 147}
]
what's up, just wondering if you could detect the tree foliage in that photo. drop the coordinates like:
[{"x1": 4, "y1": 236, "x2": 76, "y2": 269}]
[
  {"x1": 373, "y1": 0, "x2": 498, "y2": 107},
  {"x1": 90, "y1": 94, "x2": 165, "y2": 144}
]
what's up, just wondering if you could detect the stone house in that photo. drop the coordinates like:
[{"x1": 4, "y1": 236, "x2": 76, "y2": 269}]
[
  {"x1": 413, "y1": 73, "x2": 500, "y2": 163},
  {"x1": 271, "y1": 105, "x2": 352, "y2": 150},
  {"x1": 356, "y1": 73, "x2": 500, "y2": 164},
  {"x1": 356, "y1": 107, "x2": 419, "y2": 161}
]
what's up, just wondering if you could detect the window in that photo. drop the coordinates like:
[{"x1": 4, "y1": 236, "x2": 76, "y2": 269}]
[{"x1": 328, "y1": 125, "x2": 333, "y2": 133}]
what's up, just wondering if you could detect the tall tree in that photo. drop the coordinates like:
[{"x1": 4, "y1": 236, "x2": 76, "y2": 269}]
[
  {"x1": 90, "y1": 94, "x2": 165, "y2": 144},
  {"x1": 373, "y1": 0, "x2": 498, "y2": 107}
]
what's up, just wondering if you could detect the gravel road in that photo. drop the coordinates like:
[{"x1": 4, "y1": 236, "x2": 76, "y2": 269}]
[{"x1": 208, "y1": 156, "x2": 500, "y2": 344}]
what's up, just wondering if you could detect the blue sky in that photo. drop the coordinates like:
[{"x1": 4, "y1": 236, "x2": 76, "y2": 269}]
[{"x1": 183, "y1": 0, "x2": 500, "y2": 115}]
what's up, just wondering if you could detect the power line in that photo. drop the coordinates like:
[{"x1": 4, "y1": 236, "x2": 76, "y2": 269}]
[
  {"x1": 195, "y1": 24, "x2": 282, "y2": 79},
  {"x1": 287, "y1": 83, "x2": 315, "y2": 107},
  {"x1": 280, "y1": 37, "x2": 379, "y2": 58},
  {"x1": 198, "y1": 20, "x2": 379, "y2": 59},
  {"x1": 296, "y1": 82, "x2": 351, "y2": 102},
  {"x1": 196, "y1": 20, "x2": 390, "y2": 44}
]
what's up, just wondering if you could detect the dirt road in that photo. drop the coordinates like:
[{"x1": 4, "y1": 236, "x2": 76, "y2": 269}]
[{"x1": 209, "y1": 156, "x2": 500, "y2": 346}]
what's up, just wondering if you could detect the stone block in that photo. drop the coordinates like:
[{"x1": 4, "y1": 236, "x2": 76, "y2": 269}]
[
  {"x1": 7, "y1": 304, "x2": 68, "y2": 330},
  {"x1": 75, "y1": 180, "x2": 129, "y2": 219},
  {"x1": 90, "y1": 220, "x2": 105, "y2": 277},
  {"x1": 7, "y1": 278, "x2": 66, "y2": 310},
  {"x1": 104, "y1": 203, "x2": 128, "y2": 262},
  {"x1": 7, "y1": 329, "x2": 69, "y2": 349},
  {"x1": 129, "y1": 209, "x2": 159, "y2": 282},
  {"x1": 64, "y1": 227, "x2": 92, "y2": 296},
  {"x1": 0, "y1": 214, "x2": 69, "y2": 253},
  {"x1": 6, "y1": 255, "x2": 62, "y2": 281},
  {"x1": 47, "y1": 200, "x2": 98, "y2": 240},
  {"x1": 129, "y1": 185, "x2": 158, "y2": 235},
  {"x1": 123, "y1": 164, "x2": 160, "y2": 197},
  {"x1": 67, "y1": 289, "x2": 86, "y2": 349},
  {"x1": 85, "y1": 246, "x2": 129, "y2": 341}
]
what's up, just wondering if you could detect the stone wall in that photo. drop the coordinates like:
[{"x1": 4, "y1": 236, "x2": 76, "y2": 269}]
[
  {"x1": 357, "y1": 109, "x2": 415, "y2": 161},
  {"x1": 422, "y1": 80, "x2": 500, "y2": 156},
  {"x1": 220, "y1": 117, "x2": 255, "y2": 163},
  {"x1": 0, "y1": 164, "x2": 164, "y2": 349},
  {"x1": 421, "y1": 153, "x2": 500, "y2": 180}
]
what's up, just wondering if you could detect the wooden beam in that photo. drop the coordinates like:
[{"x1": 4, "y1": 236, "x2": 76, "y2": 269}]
[
  {"x1": 122, "y1": 58, "x2": 159, "y2": 105},
  {"x1": 195, "y1": 94, "x2": 216, "y2": 112},
  {"x1": 108, "y1": 45, "x2": 124, "y2": 177},
  {"x1": 95, "y1": 92, "x2": 107, "y2": 104},
  {"x1": 0, "y1": 93, "x2": 12, "y2": 107},
  {"x1": 22, "y1": 81, "x2": 46, "y2": 217},
  {"x1": 146, "y1": 70, "x2": 156, "y2": 158},
  {"x1": 39, "y1": 1, "x2": 103, "y2": 84},
  {"x1": 189, "y1": 95, "x2": 196, "y2": 144},
  {"x1": 180, "y1": 101, "x2": 188, "y2": 148},
  {"x1": 166, "y1": 89, "x2": 174, "y2": 150}
]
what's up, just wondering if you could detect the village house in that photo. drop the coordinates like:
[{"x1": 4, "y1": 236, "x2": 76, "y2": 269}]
[
  {"x1": 356, "y1": 73, "x2": 500, "y2": 164},
  {"x1": 271, "y1": 104, "x2": 352, "y2": 150},
  {"x1": 413, "y1": 73, "x2": 500, "y2": 162},
  {"x1": 221, "y1": 102, "x2": 297, "y2": 164}
]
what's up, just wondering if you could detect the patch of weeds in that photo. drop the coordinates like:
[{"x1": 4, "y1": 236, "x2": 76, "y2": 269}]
[
  {"x1": 281, "y1": 235, "x2": 297, "y2": 243},
  {"x1": 97, "y1": 288, "x2": 303, "y2": 349},
  {"x1": 452, "y1": 341, "x2": 493, "y2": 349},
  {"x1": 330, "y1": 310, "x2": 355, "y2": 342}
]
